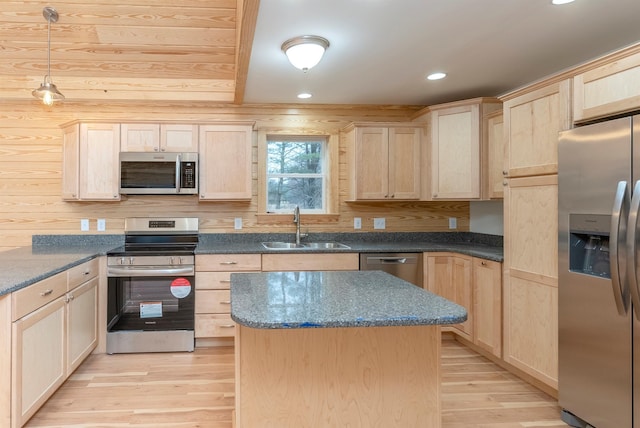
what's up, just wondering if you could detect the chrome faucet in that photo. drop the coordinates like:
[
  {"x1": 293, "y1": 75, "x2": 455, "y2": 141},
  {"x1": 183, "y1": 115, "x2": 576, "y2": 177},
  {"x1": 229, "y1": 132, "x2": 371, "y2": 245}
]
[{"x1": 293, "y1": 205, "x2": 304, "y2": 245}]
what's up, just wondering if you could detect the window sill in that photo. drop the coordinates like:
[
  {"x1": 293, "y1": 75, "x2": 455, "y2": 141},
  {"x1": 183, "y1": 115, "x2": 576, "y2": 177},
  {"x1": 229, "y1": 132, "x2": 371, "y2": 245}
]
[{"x1": 256, "y1": 213, "x2": 340, "y2": 225}]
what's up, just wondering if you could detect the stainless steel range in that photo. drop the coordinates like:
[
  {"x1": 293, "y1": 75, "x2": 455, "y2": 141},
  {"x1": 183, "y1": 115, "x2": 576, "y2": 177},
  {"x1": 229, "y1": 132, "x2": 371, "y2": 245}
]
[{"x1": 106, "y1": 217, "x2": 198, "y2": 354}]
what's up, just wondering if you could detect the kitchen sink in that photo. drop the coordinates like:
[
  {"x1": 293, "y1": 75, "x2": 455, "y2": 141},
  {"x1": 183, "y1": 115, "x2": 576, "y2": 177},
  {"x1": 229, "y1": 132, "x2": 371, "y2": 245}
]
[{"x1": 261, "y1": 241, "x2": 351, "y2": 250}]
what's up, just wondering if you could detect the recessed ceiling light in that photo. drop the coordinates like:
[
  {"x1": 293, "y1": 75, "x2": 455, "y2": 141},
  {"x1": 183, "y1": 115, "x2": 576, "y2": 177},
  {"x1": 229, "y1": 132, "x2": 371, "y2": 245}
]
[
  {"x1": 427, "y1": 72, "x2": 447, "y2": 81},
  {"x1": 552, "y1": 0, "x2": 575, "y2": 4},
  {"x1": 297, "y1": 93, "x2": 312, "y2": 99}
]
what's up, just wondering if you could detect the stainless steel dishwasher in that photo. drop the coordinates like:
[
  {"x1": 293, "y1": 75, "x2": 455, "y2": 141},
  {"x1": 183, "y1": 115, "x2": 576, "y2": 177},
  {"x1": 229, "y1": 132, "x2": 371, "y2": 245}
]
[{"x1": 359, "y1": 253, "x2": 423, "y2": 287}]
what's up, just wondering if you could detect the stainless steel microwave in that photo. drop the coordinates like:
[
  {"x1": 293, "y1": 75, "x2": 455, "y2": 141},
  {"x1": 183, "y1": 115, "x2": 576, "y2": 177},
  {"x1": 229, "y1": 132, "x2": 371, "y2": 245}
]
[{"x1": 119, "y1": 152, "x2": 198, "y2": 195}]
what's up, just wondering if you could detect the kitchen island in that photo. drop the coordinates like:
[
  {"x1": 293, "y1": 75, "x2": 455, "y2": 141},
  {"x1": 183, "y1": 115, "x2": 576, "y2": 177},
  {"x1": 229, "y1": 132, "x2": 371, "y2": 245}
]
[{"x1": 231, "y1": 270, "x2": 467, "y2": 428}]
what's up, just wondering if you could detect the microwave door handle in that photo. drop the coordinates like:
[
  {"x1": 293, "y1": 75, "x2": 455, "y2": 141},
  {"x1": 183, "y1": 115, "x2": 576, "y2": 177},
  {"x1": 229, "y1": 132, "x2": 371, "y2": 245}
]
[
  {"x1": 175, "y1": 154, "x2": 181, "y2": 194},
  {"x1": 611, "y1": 180, "x2": 629, "y2": 315}
]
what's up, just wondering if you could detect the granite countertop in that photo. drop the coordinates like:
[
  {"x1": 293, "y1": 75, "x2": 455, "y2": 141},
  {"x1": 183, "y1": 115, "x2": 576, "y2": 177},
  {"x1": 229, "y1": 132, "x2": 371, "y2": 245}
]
[
  {"x1": 0, "y1": 232, "x2": 502, "y2": 297},
  {"x1": 230, "y1": 270, "x2": 467, "y2": 329}
]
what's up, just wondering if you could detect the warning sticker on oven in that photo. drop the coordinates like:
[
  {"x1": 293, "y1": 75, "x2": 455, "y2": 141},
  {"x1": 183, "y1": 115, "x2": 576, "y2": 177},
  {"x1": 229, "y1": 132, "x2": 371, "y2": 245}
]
[
  {"x1": 140, "y1": 302, "x2": 162, "y2": 318},
  {"x1": 170, "y1": 277, "x2": 192, "y2": 299}
]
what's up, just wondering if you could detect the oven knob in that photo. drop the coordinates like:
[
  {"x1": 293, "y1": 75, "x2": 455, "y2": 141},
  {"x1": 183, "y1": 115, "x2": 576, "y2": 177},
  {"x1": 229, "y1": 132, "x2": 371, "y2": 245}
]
[
  {"x1": 119, "y1": 257, "x2": 126, "y2": 265},
  {"x1": 129, "y1": 257, "x2": 134, "y2": 265}
]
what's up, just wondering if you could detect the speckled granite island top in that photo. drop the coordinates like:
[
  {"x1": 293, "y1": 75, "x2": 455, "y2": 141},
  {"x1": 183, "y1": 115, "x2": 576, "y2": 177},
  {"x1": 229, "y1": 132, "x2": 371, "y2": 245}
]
[{"x1": 230, "y1": 270, "x2": 467, "y2": 329}]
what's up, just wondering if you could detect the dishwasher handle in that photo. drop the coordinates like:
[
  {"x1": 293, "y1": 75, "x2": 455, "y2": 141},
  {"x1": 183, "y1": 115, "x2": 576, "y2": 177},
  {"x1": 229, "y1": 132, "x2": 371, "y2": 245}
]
[{"x1": 365, "y1": 256, "x2": 414, "y2": 264}]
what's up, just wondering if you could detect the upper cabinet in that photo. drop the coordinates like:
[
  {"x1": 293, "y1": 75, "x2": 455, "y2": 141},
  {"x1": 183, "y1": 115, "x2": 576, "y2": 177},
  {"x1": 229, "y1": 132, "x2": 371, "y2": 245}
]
[
  {"x1": 62, "y1": 123, "x2": 120, "y2": 201},
  {"x1": 503, "y1": 80, "x2": 571, "y2": 178},
  {"x1": 199, "y1": 124, "x2": 254, "y2": 201},
  {"x1": 573, "y1": 49, "x2": 640, "y2": 123},
  {"x1": 483, "y1": 110, "x2": 505, "y2": 199},
  {"x1": 429, "y1": 98, "x2": 501, "y2": 200},
  {"x1": 344, "y1": 123, "x2": 422, "y2": 201},
  {"x1": 121, "y1": 123, "x2": 198, "y2": 152}
]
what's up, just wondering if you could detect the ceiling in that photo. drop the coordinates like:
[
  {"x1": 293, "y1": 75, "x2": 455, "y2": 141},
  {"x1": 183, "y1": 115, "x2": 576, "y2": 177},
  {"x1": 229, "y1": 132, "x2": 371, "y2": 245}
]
[{"x1": 2, "y1": 0, "x2": 640, "y2": 107}]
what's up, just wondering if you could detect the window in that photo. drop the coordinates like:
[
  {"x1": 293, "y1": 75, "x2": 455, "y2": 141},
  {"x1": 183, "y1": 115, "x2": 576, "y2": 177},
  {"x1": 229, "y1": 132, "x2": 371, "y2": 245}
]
[{"x1": 266, "y1": 136, "x2": 327, "y2": 213}]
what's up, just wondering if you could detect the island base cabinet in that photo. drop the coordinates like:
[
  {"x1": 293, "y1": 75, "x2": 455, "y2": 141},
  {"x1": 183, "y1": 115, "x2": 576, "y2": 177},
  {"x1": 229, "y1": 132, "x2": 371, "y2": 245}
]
[
  {"x1": 235, "y1": 324, "x2": 441, "y2": 428},
  {"x1": 11, "y1": 297, "x2": 66, "y2": 428}
]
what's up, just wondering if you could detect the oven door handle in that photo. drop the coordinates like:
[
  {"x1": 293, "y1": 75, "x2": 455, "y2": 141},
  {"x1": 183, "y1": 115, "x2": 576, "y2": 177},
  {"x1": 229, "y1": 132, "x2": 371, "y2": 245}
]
[{"x1": 107, "y1": 266, "x2": 195, "y2": 277}]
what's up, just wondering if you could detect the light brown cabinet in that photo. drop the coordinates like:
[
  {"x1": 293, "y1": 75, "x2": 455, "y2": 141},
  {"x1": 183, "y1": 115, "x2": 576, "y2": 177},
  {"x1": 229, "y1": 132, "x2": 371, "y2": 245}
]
[
  {"x1": 503, "y1": 80, "x2": 571, "y2": 178},
  {"x1": 10, "y1": 259, "x2": 99, "y2": 428},
  {"x1": 425, "y1": 253, "x2": 473, "y2": 340},
  {"x1": 121, "y1": 123, "x2": 198, "y2": 152},
  {"x1": 344, "y1": 123, "x2": 422, "y2": 200},
  {"x1": 199, "y1": 124, "x2": 254, "y2": 200},
  {"x1": 429, "y1": 98, "x2": 501, "y2": 200},
  {"x1": 483, "y1": 110, "x2": 504, "y2": 199},
  {"x1": 503, "y1": 175, "x2": 558, "y2": 389},
  {"x1": 62, "y1": 123, "x2": 120, "y2": 201},
  {"x1": 194, "y1": 254, "x2": 261, "y2": 343},
  {"x1": 261, "y1": 253, "x2": 360, "y2": 272},
  {"x1": 573, "y1": 48, "x2": 640, "y2": 123},
  {"x1": 473, "y1": 258, "x2": 502, "y2": 358}
]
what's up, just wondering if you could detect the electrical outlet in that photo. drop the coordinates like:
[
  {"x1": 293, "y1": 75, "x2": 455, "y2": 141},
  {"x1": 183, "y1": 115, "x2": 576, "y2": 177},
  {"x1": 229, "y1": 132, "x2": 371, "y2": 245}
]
[
  {"x1": 448, "y1": 217, "x2": 457, "y2": 229},
  {"x1": 373, "y1": 217, "x2": 386, "y2": 230},
  {"x1": 234, "y1": 217, "x2": 243, "y2": 230},
  {"x1": 354, "y1": 217, "x2": 362, "y2": 229},
  {"x1": 97, "y1": 219, "x2": 106, "y2": 231},
  {"x1": 80, "y1": 219, "x2": 89, "y2": 231}
]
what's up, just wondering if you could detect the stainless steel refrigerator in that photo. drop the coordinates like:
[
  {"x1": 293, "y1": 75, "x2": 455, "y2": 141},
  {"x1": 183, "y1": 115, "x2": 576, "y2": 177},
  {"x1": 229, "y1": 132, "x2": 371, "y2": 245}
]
[{"x1": 558, "y1": 114, "x2": 640, "y2": 428}]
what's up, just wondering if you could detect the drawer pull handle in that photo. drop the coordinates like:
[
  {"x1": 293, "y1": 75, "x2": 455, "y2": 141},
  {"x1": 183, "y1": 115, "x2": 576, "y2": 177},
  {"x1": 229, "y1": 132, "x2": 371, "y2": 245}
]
[
  {"x1": 220, "y1": 300, "x2": 231, "y2": 305},
  {"x1": 40, "y1": 289, "x2": 53, "y2": 297},
  {"x1": 83, "y1": 271, "x2": 90, "y2": 275},
  {"x1": 220, "y1": 261, "x2": 237, "y2": 265},
  {"x1": 220, "y1": 324, "x2": 235, "y2": 328},
  {"x1": 220, "y1": 280, "x2": 231, "y2": 283}
]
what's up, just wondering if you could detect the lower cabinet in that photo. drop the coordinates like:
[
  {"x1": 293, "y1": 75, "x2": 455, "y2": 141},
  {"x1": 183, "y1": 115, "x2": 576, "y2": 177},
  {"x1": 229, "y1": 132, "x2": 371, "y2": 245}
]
[
  {"x1": 425, "y1": 253, "x2": 503, "y2": 357},
  {"x1": 195, "y1": 254, "x2": 262, "y2": 344},
  {"x1": 261, "y1": 253, "x2": 359, "y2": 272},
  {"x1": 425, "y1": 253, "x2": 473, "y2": 340},
  {"x1": 10, "y1": 259, "x2": 99, "y2": 428}
]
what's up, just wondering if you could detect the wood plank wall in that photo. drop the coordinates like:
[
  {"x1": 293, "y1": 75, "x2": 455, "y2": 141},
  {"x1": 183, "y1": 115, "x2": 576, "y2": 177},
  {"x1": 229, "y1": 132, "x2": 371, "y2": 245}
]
[{"x1": 0, "y1": 101, "x2": 469, "y2": 251}]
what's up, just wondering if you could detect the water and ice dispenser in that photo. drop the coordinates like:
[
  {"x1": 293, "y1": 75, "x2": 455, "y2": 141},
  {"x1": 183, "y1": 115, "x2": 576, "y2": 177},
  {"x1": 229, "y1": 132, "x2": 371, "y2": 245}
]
[{"x1": 569, "y1": 214, "x2": 611, "y2": 278}]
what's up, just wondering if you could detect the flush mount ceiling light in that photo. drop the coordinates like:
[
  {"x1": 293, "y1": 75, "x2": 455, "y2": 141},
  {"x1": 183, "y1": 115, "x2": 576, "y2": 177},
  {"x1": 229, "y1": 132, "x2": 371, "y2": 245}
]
[
  {"x1": 427, "y1": 72, "x2": 447, "y2": 81},
  {"x1": 281, "y1": 35, "x2": 330, "y2": 72},
  {"x1": 32, "y1": 6, "x2": 65, "y2": 106},
  {"x1": 552, "y1": 0, "x2": 575, "y2": 4}
]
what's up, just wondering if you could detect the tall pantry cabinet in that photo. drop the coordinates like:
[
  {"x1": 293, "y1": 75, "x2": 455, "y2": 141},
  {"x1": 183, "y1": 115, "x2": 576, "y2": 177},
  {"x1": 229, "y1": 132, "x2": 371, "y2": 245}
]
[{"x1": 501, "y1": 79, "x2": 571, "y2": 390}]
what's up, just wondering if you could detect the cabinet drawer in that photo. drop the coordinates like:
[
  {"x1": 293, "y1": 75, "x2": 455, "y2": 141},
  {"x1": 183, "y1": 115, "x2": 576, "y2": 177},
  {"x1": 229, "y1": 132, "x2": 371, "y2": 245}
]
[
  {"x1": 195, "y1": 314, "x2": 236, "y2": 338},
  {"x1": 196, "y1": 271, "x2": 232, "y2": 290},
  {"x1": 67, "y1": 258, "x2": 99, "y2": 290},
  {"x1": 195, "y1": 290, "x2": 231, "y2": 314},
  {"x1": 196, "y1": 254, "x2": 261, "y2": 272},
  {"x1": 11, "y1": 272, "x2": 67, "y2": 321}
]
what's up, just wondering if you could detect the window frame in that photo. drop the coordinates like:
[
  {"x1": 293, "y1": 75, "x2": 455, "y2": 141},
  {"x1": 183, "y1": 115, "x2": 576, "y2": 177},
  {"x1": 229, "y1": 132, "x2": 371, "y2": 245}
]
[{"x1": 258, "y1": 130, "x2": 339, "y2": 219}]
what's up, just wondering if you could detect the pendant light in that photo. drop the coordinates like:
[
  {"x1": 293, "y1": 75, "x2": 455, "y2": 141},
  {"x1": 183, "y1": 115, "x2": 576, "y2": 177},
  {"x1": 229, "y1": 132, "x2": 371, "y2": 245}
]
[
  {"x1": 32, "y1": 6, "x2": 65, "y2": 106},
  {"x1": 281, "y1": 36, "x2": 330, "y2": 72}
]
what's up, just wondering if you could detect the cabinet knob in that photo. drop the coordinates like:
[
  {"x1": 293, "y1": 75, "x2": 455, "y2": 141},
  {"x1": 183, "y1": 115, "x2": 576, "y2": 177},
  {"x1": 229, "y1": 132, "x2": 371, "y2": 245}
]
[
  {"x1": 502, "y1": 170, "x2": 508, "y2": 176},
  {"x1": 503, "y1": 180, "x2": 508, "y2": 187}
]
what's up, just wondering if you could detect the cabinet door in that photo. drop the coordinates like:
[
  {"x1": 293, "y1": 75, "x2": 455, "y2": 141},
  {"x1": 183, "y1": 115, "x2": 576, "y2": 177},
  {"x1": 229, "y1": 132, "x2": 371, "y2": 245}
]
[
  {"x1": 12, "y1": 296, "x2": 66, "y2": 428},
  {"x1": 431, "y1": 105, "x2": 480, "y2": 199},
  {"x1": 425, "y1": 254, "x2": 453, "y2": 300},
  {"x1": 503, "y1": 174, "x2": 558, "y2": 388},
  {"x1": 354, "y1": 127, "x2": 389, "y2": 199},
  {"x1": 61, "y1": 125, "x2": 80, "y2": 200},
  {"x1": 473, "y1": 258, "x2": 502, "y2": 358},
  {"x1": 199, "y1": 125, "x2": 252, "y2": 200},
  {"x1": 389, "y1": 127, "x2": 421, "y2": 199},
  {"x1": 79, "y1": 123, "x2": 120, "y2": 200},
  {"x1": 67, "y1": 277, "x2": 98, "y2": 374},
  {"x1": 503, "y1": 80, "x2": 571, "y2": 177},
  {"x1": 484, "y1": 112, "x2": 505, "y2": 199},
  {"x1": 574, "y1": 50, "x2": 640, "y2": 122},
  {"x1": 120, "y1": 124, "x2": 160, "y2": 152},
  {"x1": 161, "y1": 124, "x2": 198, "y2": 152},
  {"x1": 451, "y1": 255, "x2": 473, "y2": 340}
]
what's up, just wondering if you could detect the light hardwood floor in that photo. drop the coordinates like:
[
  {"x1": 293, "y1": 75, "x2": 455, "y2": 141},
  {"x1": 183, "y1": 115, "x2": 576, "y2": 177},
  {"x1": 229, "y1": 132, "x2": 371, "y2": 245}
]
[{"x1": 24, "y1": 338, "x2": 567, "y2": 428}]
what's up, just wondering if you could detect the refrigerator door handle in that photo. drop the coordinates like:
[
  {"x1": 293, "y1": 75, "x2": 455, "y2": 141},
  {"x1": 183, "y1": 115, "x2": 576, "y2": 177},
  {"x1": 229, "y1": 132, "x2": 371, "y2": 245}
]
[
  {"x1": 611, "y1": 180, "x2": 629, "y2": 315},
  {"x1": 626, "y1": 180, "x2": 640, "y2": 319}
]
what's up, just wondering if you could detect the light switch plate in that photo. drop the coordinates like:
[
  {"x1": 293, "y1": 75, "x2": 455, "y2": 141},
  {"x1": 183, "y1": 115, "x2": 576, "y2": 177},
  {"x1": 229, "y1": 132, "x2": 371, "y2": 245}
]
[
  {"x1": 354, "y1": 217, "x2": 362, "y2": 229},
  {"x1": 80, "y1": 219, "x2": 90, "y2": 231},
  {"x1": 97, "y1": 219, "x2": 106, "y2": 231},
  {"x1": 373, "y1": 218, "x2": 385, "y2": 230},
  {"x1": 448, "y1": 217, "x2": 457, "y2": 229},
  {"x1": 234, "y1": 217, "x2": 243, "y2": 230}
]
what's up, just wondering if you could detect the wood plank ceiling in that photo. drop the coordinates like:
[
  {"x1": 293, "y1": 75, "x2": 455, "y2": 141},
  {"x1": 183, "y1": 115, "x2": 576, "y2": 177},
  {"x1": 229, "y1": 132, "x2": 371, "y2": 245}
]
[{"x1": 0, "y1": 0, "x2": 259, "y2": 104}]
